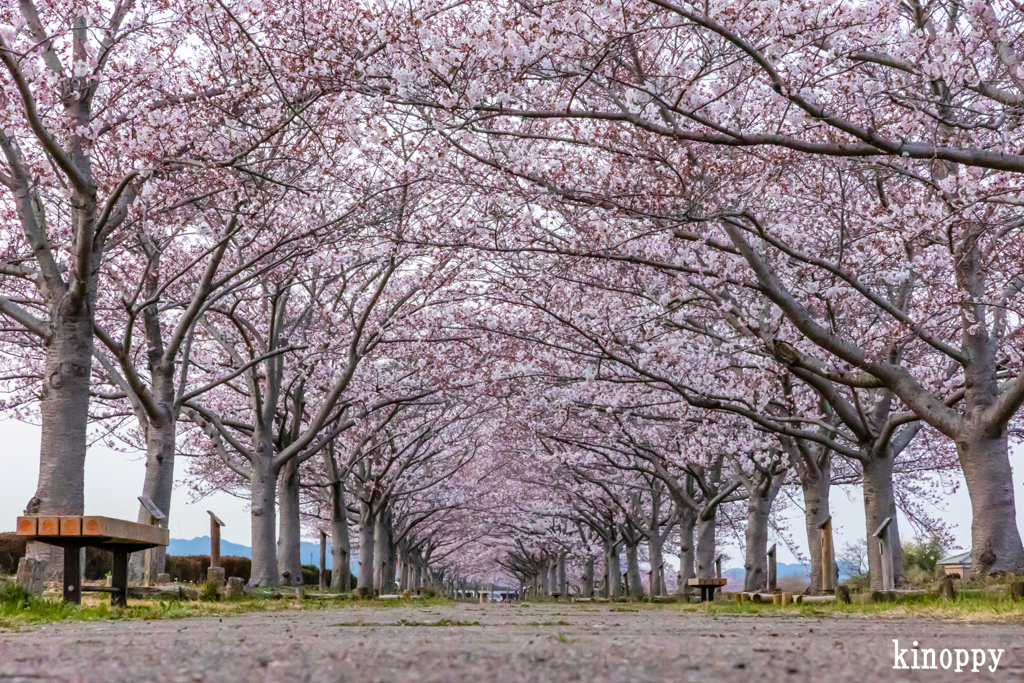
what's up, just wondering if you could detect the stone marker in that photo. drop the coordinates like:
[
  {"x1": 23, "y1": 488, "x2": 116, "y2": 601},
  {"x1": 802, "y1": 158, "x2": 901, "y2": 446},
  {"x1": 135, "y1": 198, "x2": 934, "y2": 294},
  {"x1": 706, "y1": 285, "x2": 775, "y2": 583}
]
[
  {"x1": 16, "y1": 557, "x2": 46, "y2": 596},
  {"x1": 207, "y1": 566, "x2": 226, "y2": 588},
  {"x1": 226, "y1": 577, "x2": 245, "y2": 599},
  {"x1": 157, "y1": 573, "x2": 171, "y2": 586}
]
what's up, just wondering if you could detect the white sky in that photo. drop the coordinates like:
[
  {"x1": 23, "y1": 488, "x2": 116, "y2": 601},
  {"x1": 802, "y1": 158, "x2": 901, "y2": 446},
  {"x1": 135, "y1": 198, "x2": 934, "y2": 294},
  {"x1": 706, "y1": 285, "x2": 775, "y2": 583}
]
[{"x1": 2, "y1": 417, "x2": 1022, "y2": 567}]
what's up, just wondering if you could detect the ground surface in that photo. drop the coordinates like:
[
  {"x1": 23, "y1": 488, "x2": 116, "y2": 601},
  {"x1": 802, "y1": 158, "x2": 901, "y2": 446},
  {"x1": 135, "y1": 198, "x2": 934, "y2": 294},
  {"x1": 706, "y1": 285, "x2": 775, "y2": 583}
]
[{"x1": 1, "y1": 601, "x2": 1022, "y2": 682}]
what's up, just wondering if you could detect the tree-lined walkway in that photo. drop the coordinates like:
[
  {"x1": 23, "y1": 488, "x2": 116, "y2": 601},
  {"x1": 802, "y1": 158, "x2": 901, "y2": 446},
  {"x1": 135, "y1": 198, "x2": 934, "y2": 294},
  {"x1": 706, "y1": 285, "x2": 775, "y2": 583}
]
[{"x1": 1, "y1": 603, "x2": 1021, "y2": 682}]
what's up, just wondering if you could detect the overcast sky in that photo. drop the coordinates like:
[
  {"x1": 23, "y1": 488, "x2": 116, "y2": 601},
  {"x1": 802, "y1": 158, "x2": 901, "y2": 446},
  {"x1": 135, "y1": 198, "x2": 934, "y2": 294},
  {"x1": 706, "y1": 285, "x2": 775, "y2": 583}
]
[{"x1": 3, "y1": 417, "x2": 1022, "y2": 568}]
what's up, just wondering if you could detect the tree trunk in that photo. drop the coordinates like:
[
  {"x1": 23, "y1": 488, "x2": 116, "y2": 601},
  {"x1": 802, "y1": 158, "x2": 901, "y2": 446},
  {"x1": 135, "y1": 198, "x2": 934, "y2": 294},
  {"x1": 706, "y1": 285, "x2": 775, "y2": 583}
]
[
  {"x1": 582, "y1": 555, "x2": 594, "y2": 597},
  {"x1": 677, "y1": 506, "x2": 696, "y2": 596},
  {"x1": 648, "y1": 533, "x2": 665, "y2": 596},
  {"x1": 373, "y1": 505, "x2": 395, "y2": 593},
  {"x1": 249, "y1": 457, "x2": 280, "y2": 587},
  {"x1": 607, "y1": 542, "x2": 621, "y2": 598},
  {"x1": 129, "y1": 407, "x2": 175, "y2": 581},
  {"x1": 695, "y1": 511, "x2": 716, "y2": 579},
  {"x1": 958, "y1": 425, "x2": 1024, "y2": 573},
  {"x1": 356, "y1": 499, "x2": 375, "y2": 591},
  {"x1": 556, "y1": 552, "x2": 567, "y2": 595},
  {"x1": 625, "y1": 542, "x2": 644, "y2": 598},
  {"x1": 743, "y1": 481, "x2": 779, "y2": 592},
  {"x1": 548, "y1": 559, "x2": 557, "y2": 595},
  {"x1": 25, "y1": 302, "x2": 94, "y2": 579},
  {"x1": 329, "y1": 481, "x2": 351, "y2": 592},
  {"x1": 801, "y1": 463, "x2": 831, "y2": 595},
  {"x1": 862, "y1": 452, "x2": 905, "y2": 590},
  {"x1": 277, "y1": 457, "x2": 303, "y2": 586}
]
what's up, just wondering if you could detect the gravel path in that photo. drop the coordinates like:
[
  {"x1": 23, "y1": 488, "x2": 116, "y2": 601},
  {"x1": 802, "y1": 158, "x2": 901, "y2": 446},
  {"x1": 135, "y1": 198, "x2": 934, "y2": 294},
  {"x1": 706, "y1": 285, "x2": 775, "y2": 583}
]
[{"x1": 1, "y1": 602, "x2": 1021, "y2": 682}]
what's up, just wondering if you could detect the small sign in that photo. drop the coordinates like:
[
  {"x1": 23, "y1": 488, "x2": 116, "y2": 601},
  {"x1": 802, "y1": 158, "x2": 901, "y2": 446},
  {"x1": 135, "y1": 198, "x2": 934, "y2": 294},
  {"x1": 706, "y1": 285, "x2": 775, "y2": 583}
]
[
  {"x1": 207, "y1": 510, "x2": 225, "y2": 526},
  {"x1": 138, "y1": 496, "x2": 167, "y2": 521}
]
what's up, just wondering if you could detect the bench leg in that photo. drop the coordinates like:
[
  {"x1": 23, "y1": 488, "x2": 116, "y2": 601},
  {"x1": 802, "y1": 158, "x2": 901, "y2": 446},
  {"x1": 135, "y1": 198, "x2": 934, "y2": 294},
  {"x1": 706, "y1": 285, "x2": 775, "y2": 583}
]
[
  {"x1": 63, "y1": 545, "x2": 82, "y2": 604},
  {"x1": 111, "y1": 549, "x2": 129, "y2": 607}
]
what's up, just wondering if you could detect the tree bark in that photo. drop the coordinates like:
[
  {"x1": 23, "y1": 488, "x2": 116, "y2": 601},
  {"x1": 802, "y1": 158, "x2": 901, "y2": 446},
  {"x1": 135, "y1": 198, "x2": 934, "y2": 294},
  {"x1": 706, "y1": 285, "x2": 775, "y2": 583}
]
[
  {"x1": 958, "y1": 425, "x2": 1024, "y2": 573},
  {"x1": 649, "y1": 532, "x2": 666, "y2": 596},
  {"x1": 676, "y1": 505, "x2": 696, "y2": 595},
  {"x1": 277, "y1": 457, "x2": 303, "y2": 586},
  {"x1": 329, "y1": 481, "x2": 351, "y2": 592},
  {"x1": 556, "y1": 552, "x2": 567, "y2": 595},
  {"x1": 356, "y1": 499, "x2": 375, "y2": 591},
  {"x1": 695, "y1": 511, "x2": 717, "y2": 579},
  {"x1": 128, "y1": 405, "x2": 175, "y2": 581},
  {"x1": 249, "y1": 457, "x2": 280, "y2": 587},
  {"x1": 801, "y1": 463, "x2": 831, "y2": 595},
  {"x1": 625, "y1": 541, "x2": 644, "y2": 598},
  {"x1": 743, "y1": 480, "x2": 780, "y2": 592},
  {"x1": 25, "y1": 301, "x2": 95, "y2": 579},
  {"x1": 862, "y1": 451, "x2": 905, "y2": 589},
  {"x1": 582, "y1": 555, "x2": 594, "y2": 597},
  {"x1": 374, "y1": 504, "x2": 395, "y2": 593}
]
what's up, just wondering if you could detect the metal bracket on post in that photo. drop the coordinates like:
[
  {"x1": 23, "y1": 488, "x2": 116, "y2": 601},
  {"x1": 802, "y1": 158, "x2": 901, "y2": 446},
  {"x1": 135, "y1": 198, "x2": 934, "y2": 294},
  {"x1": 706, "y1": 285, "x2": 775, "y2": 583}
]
[{"x1": 872, "y1": 516, "x2": 895, "y2": 592}]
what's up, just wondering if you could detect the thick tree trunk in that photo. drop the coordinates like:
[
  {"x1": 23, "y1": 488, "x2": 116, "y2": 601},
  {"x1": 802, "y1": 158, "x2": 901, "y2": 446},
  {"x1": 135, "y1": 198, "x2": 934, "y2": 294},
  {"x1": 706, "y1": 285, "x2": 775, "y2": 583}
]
[
  {"x1": 541, "y1": 559, "x2": 550, "y2": 595},
  {"x1": 625, "y1": 542, "x2": 644, "y2": 598},
  {"x1": 582, "y1": 556, "x2": 594, "y2": 597},
  {"x1": 958, "y1": 426, "x2": 1024, "y2": 573},
  {"x1": 129, "y1": 409, "x2": 175, "y2": 581},
  {"x1": 649, "y1": 534, "x2": 665, "y2": 597},
  {"x1": 676, "y1": 506, "x2": 696, "y2": 596},
  {"x1": 695, "y1": 512, "x2": 716, "y2": 579},
  {"x1": 329, "y1": 481, "x2": 351, "y2": 592},
  {"x1": 801, "y1": 464, "x2": 831, "y2": 595},
  {"x1": 547, "y1": 560, "x2": 557, "y2": 595},
  {"x1": 743, "y1": 482, "x2": 779, "y2": 592},
  {"x1": 607, "y1": 542, "x2": 621, "y2": 598},
  {"x1": 862, "y1": 452, "x2": 905, "y2": 590},
  {"x1": 249, "y1": 457, "x2": 280, "y2": 587},
  {"x1": 356, "y1": 499, "x2": 375, "y2": 591},
  {"x1": 373, "y1": 505, "x2": 395, "y2": 593},
  {"x1": 25, "y1": 303, "x2": 94, "y2": 579},
  {"x1": 556, "y1": 552, "x2": 566, "y2": 595},
  {"x1": 277, "y1": 457, "x2": 303, "y2": 586}
]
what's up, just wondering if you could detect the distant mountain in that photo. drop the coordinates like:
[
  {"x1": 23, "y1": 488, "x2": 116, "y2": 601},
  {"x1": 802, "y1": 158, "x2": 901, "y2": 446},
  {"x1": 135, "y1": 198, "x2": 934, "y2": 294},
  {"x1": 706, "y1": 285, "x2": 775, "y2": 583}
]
[
  {"x1": 168, "y1": 536, "x2": 359, "y2": 574},
  {"x1": 722, "y1": 563, "x2": 810, "y2": 591}
]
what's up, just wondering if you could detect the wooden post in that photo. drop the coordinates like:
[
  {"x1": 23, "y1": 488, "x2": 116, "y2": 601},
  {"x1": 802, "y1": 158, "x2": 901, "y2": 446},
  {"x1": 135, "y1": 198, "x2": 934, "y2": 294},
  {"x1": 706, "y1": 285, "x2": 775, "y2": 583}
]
[
  {"x1": 208, "y1": 511, "x2": 225, "y2": 569},
  {"x1": 819, "y1": 515, "x2": 835, "y2": 593},
  {"x1": 111, "y1": 548, "x2": 129, "y2": 607},
  {"x1": 63, "y1": 543, "x2": 82, "y2": 604},
  {"x1": 319, "y1": 530, "x2": 328, "y2": 592},
  {"x1": 138, "y1": 496, "x2": 166, "y2": 587},
  {"x1": 872, "y1": 517, "x2": 895, "y2": 592},
  {"x1": 767, "y1": 543, "x2": 777, "y2": 592}
]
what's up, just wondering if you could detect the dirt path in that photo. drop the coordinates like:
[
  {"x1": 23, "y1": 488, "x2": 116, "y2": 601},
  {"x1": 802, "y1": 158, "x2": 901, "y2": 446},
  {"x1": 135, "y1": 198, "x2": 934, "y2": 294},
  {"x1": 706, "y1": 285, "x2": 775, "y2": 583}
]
[{"x1": 1, "y1": 602, "x2": 1021, "y2": 682}]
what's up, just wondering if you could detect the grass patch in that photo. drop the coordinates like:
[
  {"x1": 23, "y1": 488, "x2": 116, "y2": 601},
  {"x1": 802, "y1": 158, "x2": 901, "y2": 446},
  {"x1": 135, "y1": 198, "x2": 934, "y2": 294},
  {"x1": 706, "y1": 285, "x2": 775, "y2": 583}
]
[
  {"x1": 0, "y1": 579, "x2": 457, "y2": 628},
  {"x1": 668, "y1": 594, "x2": 1024, "y2": 621},
  {"x1": 394, "y1": 617, "x2": 480, "y2": 626}
]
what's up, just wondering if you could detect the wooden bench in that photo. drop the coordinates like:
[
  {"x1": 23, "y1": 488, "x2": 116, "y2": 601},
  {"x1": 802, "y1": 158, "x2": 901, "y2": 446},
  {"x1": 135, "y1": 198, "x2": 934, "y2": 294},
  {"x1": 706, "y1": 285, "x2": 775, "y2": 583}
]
[
  {"x1": 17, "y1": 516, "x2": 169, "y2": 606},
  {"x1": 687, "y1": 577, "x2": 728, "y2": 603}
]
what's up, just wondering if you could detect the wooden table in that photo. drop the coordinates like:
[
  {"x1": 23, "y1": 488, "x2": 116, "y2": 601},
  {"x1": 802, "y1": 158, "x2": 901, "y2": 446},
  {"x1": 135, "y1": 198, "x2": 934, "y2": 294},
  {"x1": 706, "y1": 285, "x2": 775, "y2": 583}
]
[
  {"x1": 17, "y1": 516, "x2": 169, "y2": 606},
  {"x1": 687, "y1": 577, "x2": 728, "y2": 603}
]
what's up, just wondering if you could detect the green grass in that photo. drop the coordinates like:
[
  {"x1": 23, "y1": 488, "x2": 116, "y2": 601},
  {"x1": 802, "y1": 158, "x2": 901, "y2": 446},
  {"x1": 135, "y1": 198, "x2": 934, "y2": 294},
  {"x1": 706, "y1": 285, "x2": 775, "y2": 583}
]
[{"x1": 0, "y1": 580, "x2": 455, "y2": 629}]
